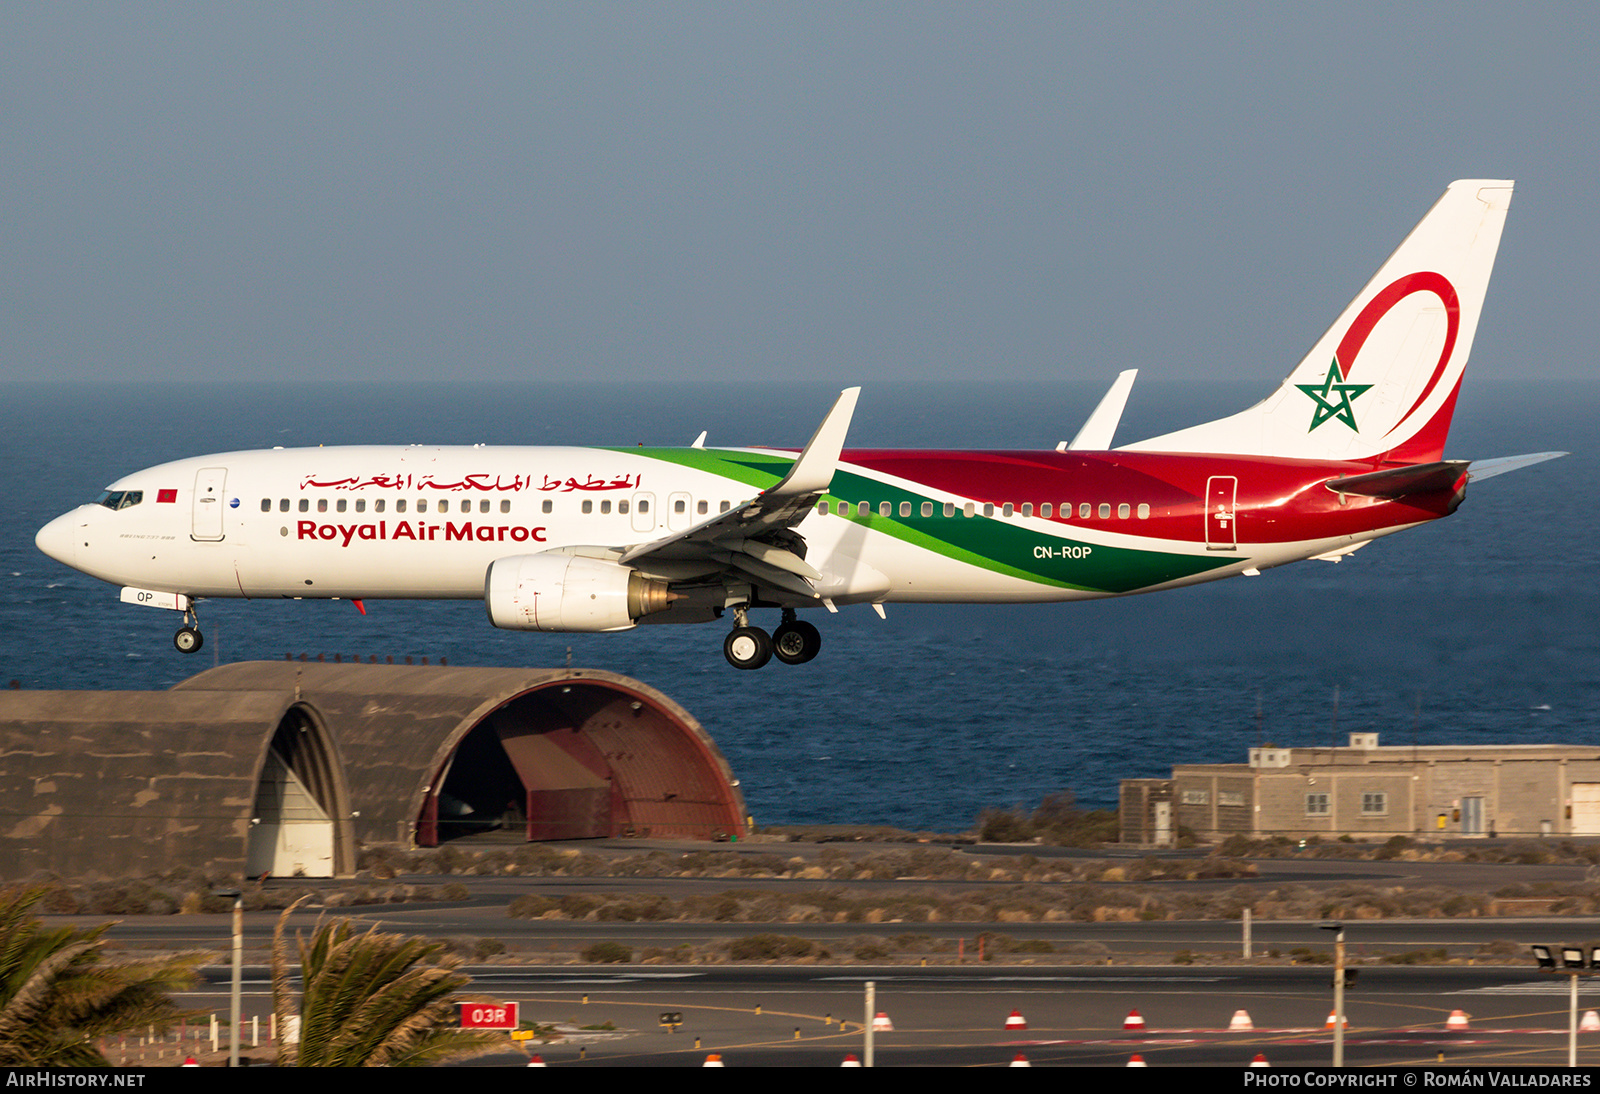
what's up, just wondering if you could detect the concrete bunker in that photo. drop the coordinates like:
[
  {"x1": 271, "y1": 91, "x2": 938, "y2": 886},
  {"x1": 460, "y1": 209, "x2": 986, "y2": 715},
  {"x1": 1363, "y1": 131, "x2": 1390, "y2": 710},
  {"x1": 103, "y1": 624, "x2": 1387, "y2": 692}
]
[{"x1": 0, "y1": 662, "x2": 746, "y2": 882}]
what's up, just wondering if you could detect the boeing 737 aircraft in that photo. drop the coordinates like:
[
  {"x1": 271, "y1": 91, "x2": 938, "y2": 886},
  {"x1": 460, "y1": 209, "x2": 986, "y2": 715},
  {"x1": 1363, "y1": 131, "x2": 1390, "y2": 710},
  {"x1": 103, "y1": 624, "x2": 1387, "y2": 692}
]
[{"x1": 36, "y1": 180, "x2": 1562, "y2": 669}]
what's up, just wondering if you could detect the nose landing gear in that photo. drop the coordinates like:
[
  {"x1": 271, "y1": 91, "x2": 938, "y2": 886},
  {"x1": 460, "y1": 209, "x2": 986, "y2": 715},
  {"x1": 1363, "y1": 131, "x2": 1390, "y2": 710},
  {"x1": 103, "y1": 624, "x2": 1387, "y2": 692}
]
[{"x1": 173, "y1": 606, "x2": 204, "y2": 654}]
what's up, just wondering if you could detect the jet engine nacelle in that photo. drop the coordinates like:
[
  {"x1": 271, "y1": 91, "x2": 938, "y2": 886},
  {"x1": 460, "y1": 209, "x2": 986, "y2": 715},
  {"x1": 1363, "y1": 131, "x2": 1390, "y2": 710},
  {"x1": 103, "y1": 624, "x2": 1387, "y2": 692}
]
[{"x1": 484, "y1": 553, "x2": 672, "y2": 632}]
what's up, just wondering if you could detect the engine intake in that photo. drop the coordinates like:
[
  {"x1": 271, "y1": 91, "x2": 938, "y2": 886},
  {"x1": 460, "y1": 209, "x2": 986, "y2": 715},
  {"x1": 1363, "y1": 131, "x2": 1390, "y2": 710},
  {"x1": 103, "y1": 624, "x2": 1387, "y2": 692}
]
[{"x1": 484, "y1": 553, "x2": 672, "y2": 632}]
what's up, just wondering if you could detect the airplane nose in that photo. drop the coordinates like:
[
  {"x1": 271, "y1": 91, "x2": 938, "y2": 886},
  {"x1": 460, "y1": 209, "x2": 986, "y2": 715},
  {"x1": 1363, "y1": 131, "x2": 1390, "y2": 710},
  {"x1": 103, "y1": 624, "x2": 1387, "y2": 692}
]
[{"x1": 35, "y1": 512, "x2": 79, "y2": 567}]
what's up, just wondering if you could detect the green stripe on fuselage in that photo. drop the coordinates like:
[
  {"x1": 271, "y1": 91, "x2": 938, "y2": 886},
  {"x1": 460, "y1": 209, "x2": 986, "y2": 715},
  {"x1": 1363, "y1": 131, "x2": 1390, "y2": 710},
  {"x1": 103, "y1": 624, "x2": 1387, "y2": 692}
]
[{"x1": 615, "y1": 447, "x2": 1234, "y2": 593}]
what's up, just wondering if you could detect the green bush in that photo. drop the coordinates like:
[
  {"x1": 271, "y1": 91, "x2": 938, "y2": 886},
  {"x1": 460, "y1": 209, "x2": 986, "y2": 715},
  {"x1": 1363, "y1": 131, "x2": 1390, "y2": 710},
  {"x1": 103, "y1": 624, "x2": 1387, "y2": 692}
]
[{"x1": 581, "y1": 941, "x2": 632, "y2": 964}]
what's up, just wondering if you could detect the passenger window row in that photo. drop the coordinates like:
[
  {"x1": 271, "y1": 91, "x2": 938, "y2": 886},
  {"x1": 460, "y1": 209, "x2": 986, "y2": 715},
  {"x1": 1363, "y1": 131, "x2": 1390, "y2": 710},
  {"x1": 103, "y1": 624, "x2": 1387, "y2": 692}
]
[
  {"x1": 816, "y1": 499, "x2": 1152, "y2": 520},
  {"x1": 259, "y1": 496, "x2": 740, "y2": 518},
  {"x1": 262, "y1": 498, "x2": 516, "y2": 515}
]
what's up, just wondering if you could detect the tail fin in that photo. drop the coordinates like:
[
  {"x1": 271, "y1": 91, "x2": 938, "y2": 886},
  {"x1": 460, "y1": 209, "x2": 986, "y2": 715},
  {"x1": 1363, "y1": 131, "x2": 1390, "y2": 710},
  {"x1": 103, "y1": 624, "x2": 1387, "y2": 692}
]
[{"x1": 1123, "y1": 180, "x2": 1513, "y2": 464}]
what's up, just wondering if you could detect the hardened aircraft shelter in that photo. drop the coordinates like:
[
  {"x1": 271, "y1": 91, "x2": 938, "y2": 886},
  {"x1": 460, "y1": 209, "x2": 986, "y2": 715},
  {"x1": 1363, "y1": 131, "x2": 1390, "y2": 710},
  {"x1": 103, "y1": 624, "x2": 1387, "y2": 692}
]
[{"x1": 0, "y1": 662, "x2": 747, "y2": 880}]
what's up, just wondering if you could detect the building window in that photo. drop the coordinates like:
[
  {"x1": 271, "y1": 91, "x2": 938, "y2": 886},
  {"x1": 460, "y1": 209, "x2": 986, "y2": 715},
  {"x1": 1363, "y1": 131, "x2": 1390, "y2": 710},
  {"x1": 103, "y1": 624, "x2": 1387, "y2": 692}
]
[
  {"x1": 1361, "y1": 792, "x2": 1388, "y2": 816},
  {"x1": 1306, "y1": 793, "x2": 1330, "y2": 816},
  {"x1": 1180, "y1": 789, "x2": 1209, "y2": 805},
  {"x1": 1218, "y1": 791, "x2": 1246, "y2": 807}
]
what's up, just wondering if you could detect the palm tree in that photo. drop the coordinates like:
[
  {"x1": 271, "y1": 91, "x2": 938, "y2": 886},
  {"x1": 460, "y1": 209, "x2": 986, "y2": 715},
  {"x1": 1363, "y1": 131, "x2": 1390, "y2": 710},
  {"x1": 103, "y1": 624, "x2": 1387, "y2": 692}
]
[
  {"x1": 272, "y1": 901, "x2": 500, "y2": 1066},
  {"x1": 0, "y1": 888, "x2": 205, "y2": 1066}
]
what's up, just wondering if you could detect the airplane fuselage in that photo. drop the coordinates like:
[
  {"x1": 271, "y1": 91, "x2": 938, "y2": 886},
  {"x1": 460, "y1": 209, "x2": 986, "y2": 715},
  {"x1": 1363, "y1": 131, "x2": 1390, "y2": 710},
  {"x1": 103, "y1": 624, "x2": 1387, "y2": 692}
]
[{"x1": 37, "y1": 443, "x2": 1455, "y2": 610}]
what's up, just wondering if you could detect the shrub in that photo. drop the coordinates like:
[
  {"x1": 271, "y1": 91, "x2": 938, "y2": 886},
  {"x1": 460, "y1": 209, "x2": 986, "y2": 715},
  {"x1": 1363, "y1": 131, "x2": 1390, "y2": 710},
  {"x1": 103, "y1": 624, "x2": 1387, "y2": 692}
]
[
  {"x1": 581, "y1": 942, "x2": 632, "y2": 964},
  {"x1": 727, "y1": 934, "x2": 816, "y2": 961}
]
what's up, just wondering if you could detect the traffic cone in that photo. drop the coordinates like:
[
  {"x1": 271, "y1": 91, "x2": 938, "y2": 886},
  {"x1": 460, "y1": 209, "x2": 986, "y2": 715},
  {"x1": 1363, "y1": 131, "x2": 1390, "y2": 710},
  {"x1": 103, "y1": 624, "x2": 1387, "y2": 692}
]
[
  {"x1": 1250, "y1": 1053, "x2": 1271, "y2": 1067},
  {"x1": 181, "y1": 1057, "x2": 199, "y2": 1067},
  {"x1": 840, "y1": 1054, "x2": 861, "y2": 1067},
  {"x1": 872, "y1": 1011, "x2": 894, "y2": 1032},
  {"x1": 1005, "y1": 1009, "x2": 1028, "y2": 1031},
  {"x1": 703, "y1": 1054, "x2": 725, "y2": 1067},
  {"x1": 1009, "y1": 1053, "x2": 1032, "y2": 1067},
  {"x1": 1325, "y1": 1011, "x2": 1348, "y2": 1029},
  {"x1": 1124, "y1": 1008, "x2": 1147, "y2": 1031},
  {"x1": 1446, "y1": 1009, "x2": 1470, "y2": 1031},
  {"x1": 1584, "y1": 1011, "x2": 1600, "y2": 1032},
  {"x1": 1127, "y1": 1054, "x2": 1148, "y2": 1067},
  {"x1": 526, "y1": 1055, "x2": 547, "y2": 1067},
  {"x1": 1229, "y1": 1009, "x2": 1254, "y2": 1031}
]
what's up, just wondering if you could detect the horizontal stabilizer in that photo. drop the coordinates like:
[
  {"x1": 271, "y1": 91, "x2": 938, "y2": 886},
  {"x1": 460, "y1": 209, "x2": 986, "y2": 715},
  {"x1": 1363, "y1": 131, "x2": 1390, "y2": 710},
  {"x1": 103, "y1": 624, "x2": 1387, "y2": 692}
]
[
  {"x1": 1467, "y1": 451, "x2": 1567, "y2": 482},
  {"x1": 1323, "y1": 461, "x2": 1470, "y2": 499},
  {"x1": 1064, "y1": 369, "x2": 1138, "y2": 451}
]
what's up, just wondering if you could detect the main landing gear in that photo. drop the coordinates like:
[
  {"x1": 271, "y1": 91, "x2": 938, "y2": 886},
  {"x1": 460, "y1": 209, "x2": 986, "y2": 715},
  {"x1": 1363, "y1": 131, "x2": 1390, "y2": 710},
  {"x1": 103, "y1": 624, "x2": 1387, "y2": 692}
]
[
  {"x1": 173, "y1": 605, "x2": 204, "y2": 654},
  {"x1": 723, "y1": 608, "x2": 822, "y2": 670}
]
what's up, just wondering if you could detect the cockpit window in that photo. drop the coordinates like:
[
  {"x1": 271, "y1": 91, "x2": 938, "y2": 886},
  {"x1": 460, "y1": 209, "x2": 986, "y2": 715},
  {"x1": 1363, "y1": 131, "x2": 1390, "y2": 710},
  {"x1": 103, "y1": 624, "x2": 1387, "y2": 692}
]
[{"x1": 95, "y1": 490, "x2": 144, "y2": 511}]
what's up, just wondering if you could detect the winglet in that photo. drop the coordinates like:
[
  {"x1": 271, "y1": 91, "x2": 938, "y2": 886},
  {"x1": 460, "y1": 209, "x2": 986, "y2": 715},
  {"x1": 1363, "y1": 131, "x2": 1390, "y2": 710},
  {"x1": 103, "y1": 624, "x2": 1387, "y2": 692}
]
[
  {"x1": 766, "y1": 387, "x2": 861, "y2": 496},
  {"x1": 691, "y1": 430, "x2": 707, "y2": 449},
  {"x1": 1065, "y1": 369, "x2": 1138, "y2": 451}
]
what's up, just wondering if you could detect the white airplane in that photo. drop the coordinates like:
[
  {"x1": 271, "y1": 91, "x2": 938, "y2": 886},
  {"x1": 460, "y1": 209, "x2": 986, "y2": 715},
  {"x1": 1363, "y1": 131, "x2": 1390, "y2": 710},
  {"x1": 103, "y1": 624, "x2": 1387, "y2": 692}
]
[{"x1": 36, "y1": 180, "x2": 1562, "y2": 669}]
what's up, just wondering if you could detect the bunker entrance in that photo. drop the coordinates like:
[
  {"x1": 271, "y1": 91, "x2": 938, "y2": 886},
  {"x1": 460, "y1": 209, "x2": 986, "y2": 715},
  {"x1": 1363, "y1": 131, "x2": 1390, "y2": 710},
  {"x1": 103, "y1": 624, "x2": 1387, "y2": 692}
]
[
  {"x1": 247, "y1": 704, "x2": 349, "y2": 877},
  {"x1": 420, "y1": 682, "x2": 742, "y2": 845}
]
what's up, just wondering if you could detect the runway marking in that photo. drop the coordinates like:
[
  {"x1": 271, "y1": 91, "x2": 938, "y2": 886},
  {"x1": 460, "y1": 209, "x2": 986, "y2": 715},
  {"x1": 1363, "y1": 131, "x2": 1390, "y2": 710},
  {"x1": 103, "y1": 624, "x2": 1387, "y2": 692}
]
[{"x1": 1459, "y1": 982, "x2": 1600, "y2": 996}]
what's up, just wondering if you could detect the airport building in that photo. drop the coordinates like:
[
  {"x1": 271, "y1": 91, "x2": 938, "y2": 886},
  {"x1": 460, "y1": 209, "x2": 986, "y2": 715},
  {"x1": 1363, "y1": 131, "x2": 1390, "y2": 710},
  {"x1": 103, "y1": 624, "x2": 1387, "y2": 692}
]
[
  {"x1": 1121, "y1": 733, "x2": 1600, "y2": 845},
  {"x1": 0, "y1": 662, "x2": 748, "y2": 880}
]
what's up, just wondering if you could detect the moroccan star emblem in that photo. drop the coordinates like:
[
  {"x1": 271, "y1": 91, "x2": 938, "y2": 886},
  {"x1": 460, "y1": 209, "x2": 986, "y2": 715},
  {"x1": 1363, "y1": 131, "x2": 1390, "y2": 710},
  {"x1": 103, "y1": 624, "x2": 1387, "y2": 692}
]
[{"x1": 1296, "y1": 360, "x2": 1372, "y2": 432}]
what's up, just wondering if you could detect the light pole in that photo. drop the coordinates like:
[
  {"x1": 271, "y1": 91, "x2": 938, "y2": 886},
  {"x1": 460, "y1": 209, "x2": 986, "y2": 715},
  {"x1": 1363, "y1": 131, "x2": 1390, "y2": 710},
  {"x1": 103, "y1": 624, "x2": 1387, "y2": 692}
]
[
  {"x1": 1321, "y1": 922, "x2": 1355, "y2": 1067},
  {"x1": 215, "y1": 888, "x2": 243, "y2": 1067},
  {"x1": 1531, "y1": 944, "x2": 1600, "y2": 1067}
]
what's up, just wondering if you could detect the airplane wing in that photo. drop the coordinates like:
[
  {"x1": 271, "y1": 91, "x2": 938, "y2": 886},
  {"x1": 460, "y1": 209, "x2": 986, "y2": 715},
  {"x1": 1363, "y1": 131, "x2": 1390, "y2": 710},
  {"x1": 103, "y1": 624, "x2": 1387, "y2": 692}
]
[{"x1": 615, "y1": 387, "x2": 861, "y2": 599}]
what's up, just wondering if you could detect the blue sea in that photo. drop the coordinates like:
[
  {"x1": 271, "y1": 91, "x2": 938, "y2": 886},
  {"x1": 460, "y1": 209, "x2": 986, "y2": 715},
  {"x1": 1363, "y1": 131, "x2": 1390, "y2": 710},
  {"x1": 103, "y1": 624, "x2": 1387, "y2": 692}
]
[{"x1": 0, "y1": 379, "x2": 1590, "y2": 829}]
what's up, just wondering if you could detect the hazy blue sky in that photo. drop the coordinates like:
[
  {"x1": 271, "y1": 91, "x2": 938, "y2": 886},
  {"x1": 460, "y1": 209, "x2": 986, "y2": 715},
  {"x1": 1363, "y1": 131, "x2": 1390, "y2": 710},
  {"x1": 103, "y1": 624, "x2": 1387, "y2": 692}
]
[{"x1": 4, "y1": 3, "x2": 1595, "y2": 387}]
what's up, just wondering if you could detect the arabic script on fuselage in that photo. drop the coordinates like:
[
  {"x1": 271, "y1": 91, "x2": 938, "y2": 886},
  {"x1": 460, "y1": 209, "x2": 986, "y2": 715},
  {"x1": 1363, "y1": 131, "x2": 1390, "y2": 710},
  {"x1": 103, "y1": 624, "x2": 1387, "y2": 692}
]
[{"x1": 299, "y1": 472, "x2": 642, "y2": 493}]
